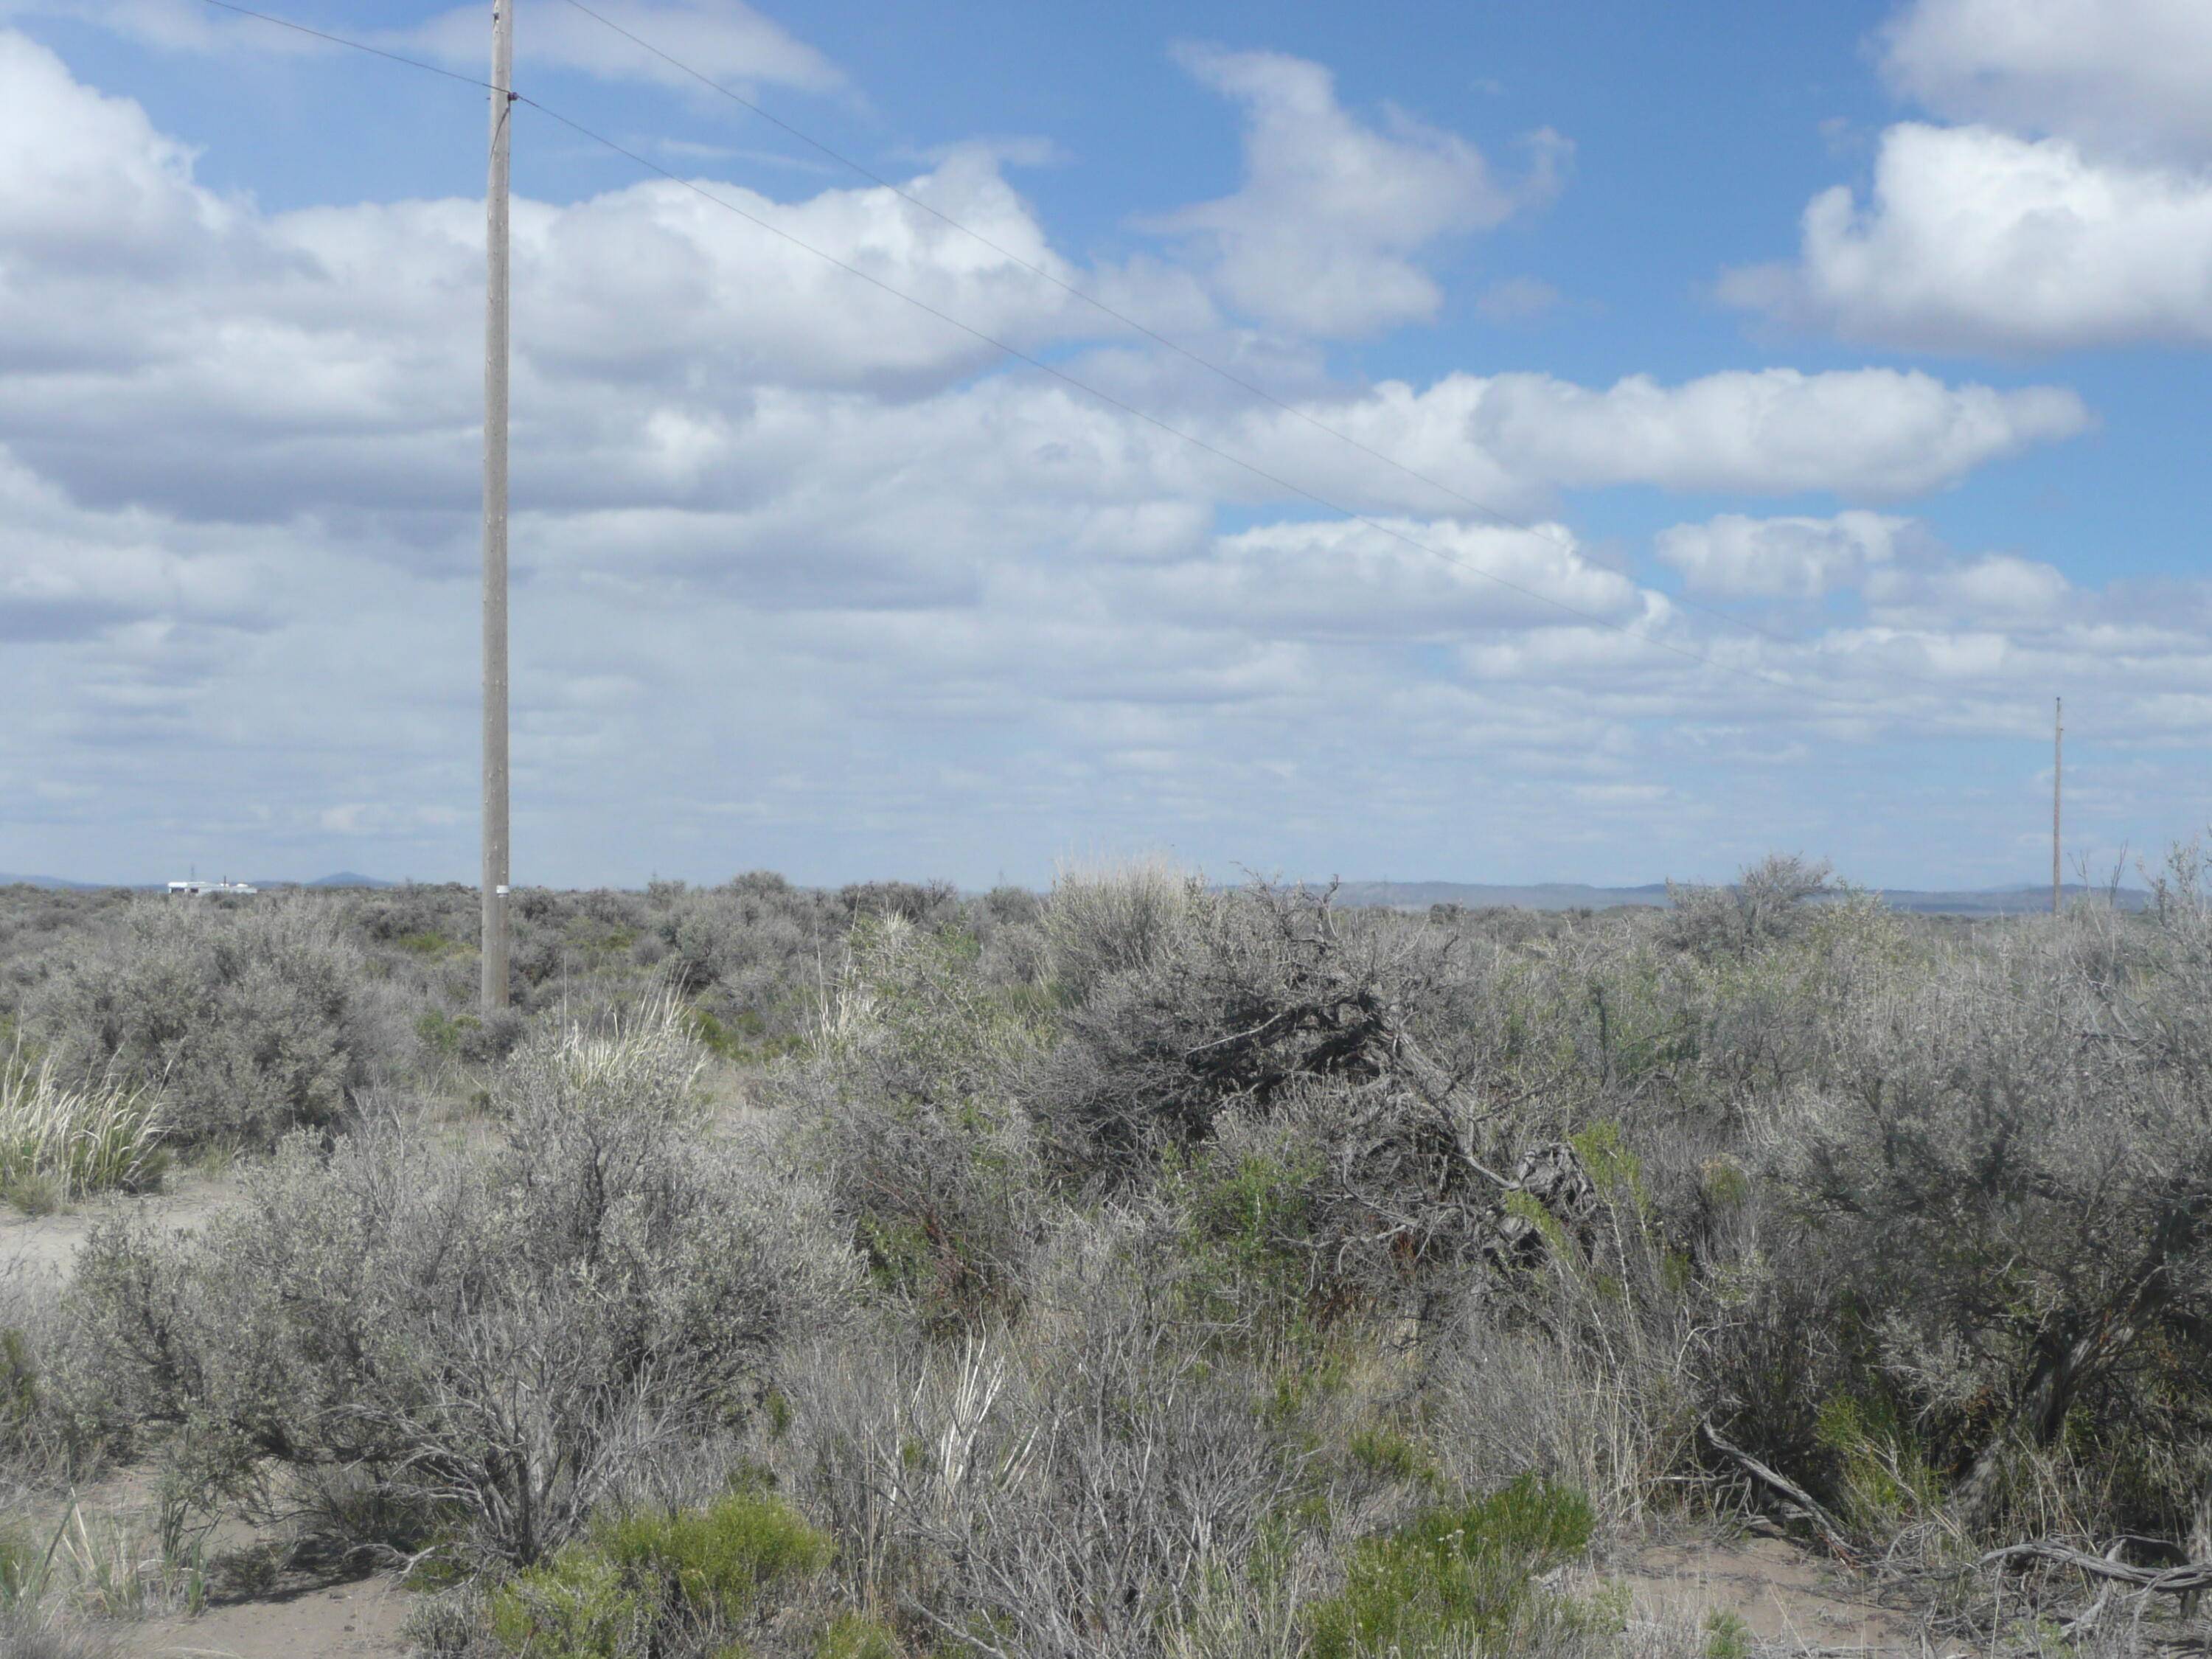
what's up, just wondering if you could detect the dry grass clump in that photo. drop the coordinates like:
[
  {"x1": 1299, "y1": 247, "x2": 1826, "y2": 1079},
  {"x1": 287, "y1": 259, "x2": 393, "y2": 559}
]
[
  {"x1": 1044, "y1": 852, "x2": 1202, "y2": 1004},
  {"x1": 0, "y1": 1042, "x2": 164, "y2": 1210}
]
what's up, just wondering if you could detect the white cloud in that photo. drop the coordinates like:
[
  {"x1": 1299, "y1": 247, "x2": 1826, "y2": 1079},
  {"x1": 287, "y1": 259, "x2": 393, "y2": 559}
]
[
  {"x1": 0, "y1": 446, "x2": 271, "y2": 639},
  {"x1": 1658, "y1": 509, "x2": 2087, "y2": 631},
  {"x1": 0, "y1": 29, "x2": 230, "y2": 262},
  {"x1": 1658, "y1": 511, "x2": 1913, "y2": 599},
  {"x1": 0, "y1": 0, "x2": 844, "y2": 94},
  {"x1": 1866, "y1": 550, "x2": 2075, "y2": 627},
  {"x1": 1882, "y1": 0, "x2": 2212, "y2": 159},
  {"x1": 1151, "y1": 45, "x2": 1567, "y2": 337},
  {"x1": 1733, "y1": 1, "x2": 2212, "y2": 352},
  {"x1": 1, "y1": 27, "x2": 2178, "y2": 889},
  {"x1": 400, "y1": 1, "x2": 842, "y2": 94},
  {"x1": 1723, "y1": 122, "x2": 2212, "y2": 352},
  {"x1": 1444, "y1": 368, "x2": 2087, "y2": 498},
  {"x1": 1130, "y1": 518, "x2": 1641, "y2": 638}
]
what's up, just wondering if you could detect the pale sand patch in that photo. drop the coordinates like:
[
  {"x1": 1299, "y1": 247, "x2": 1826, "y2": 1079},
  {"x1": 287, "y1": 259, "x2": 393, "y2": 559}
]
[
  {"x1": 1614, "y1": 1533, "x2": 1922, "y2": 1653},
  {"x1": 121, "y1": 1575, "x2": 412, "y2": 1658},
  {"x1": 0, "y1": 1172, "x2": 243, "y2": 1290}
]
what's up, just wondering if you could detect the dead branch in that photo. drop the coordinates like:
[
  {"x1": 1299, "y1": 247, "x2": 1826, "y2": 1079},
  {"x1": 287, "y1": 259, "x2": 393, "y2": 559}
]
[
  {"x1": 1981, "y1": 1540, "x2": 2212, "y2": 1595},
  {"x1": 1699, "y1": 1418, "x2": 1861, "y2": 1565}
]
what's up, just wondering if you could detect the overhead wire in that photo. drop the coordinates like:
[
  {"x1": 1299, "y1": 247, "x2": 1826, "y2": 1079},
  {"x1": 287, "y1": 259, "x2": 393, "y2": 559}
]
[
  {"x1": 197, "y1": 0, "x2": 501, "y2": 90},
  {"x1": 192, "y1": 0, "x2": 2001, "y2": 728}
]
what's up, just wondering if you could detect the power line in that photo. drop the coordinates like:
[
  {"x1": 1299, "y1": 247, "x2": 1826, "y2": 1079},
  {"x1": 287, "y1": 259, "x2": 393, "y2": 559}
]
[
  {"x1": 196, "y1": 0, "x2": 500, "y2": 90},
  {"x1": 192, "y1": 0, "x2": 1989, "y2": 724}
]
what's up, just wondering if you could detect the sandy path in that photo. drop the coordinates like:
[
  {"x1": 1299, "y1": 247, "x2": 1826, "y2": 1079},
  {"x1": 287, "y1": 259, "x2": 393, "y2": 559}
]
[
  {"x1": 122, "y1": 1576, "x2": 412, "y2": 1658},
  {"x1": 1616, "y1": 1534, "x2": 1922, "y2": 1652},
  {"x1": 0, "y1": 1173, "x2": 243, "y2": 1292}
]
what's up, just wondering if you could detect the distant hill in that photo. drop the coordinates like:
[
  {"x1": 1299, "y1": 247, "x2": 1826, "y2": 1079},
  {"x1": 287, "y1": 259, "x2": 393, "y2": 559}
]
[
  {"x1": 1, "y1": 871, "x2": 399, "y2": 891},
  {"x1": 1328, "y1": 880, "x2": 2149, "y2": 917},
  {"x1": 1331, "y1": 880, "x2": 1669, "y2": 911}
]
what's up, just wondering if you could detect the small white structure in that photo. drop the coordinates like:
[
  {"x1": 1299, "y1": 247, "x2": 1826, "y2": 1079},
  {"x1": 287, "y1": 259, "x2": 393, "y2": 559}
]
[{"x1": 167, "y1": 879, "x2": 258, "y2": 898}]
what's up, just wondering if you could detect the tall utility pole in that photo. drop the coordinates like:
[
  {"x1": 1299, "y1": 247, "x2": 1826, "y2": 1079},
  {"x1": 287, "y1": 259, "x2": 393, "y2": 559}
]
[
  {"x1": 2051, "y1": 695, "x2": 2063, "y2": 917},
  {"x1": 481, "y1": 0, "x2": 514, "y2": 1015}
]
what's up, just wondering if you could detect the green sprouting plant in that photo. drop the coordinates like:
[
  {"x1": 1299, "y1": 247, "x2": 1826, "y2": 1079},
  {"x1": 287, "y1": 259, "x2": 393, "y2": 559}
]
[
  {"x1": 1703, "y1": 1607, "x2": 1753, "y2": 1659},
  {"x1": 1347, "y1": 1425, "x2": 1437, "y2": 1487},
  {"x1": 1166, "y1": 1141, "x2": 1326, "y2": 1348},
  {"x1": 1305, "y1": 1475, "x2": 1596, "y2": 1659},
  {"x1": 815, "y1": 1610, "x2": 902, "y2": 1659},
  {"x1": 489, "y1": 1491, "x2": 832, "y2": 1657},
  {"x1": 1, "y1": 1328, "x2": 39, "y2": 1431},
  {"x1": 1815, "y1": 1394, "x2": 1941, "y2": 1533},
  {"x1": 0, "y1": 1040, "x2": 166, "y2": 1206}
]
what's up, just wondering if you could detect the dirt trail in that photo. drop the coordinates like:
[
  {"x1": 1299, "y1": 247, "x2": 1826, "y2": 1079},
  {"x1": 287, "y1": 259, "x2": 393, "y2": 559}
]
[
  {"x1": 122, "y1": 1576, "x2": 412, "y2": 1658},
  {"x1": 1615, "y1": 1534, "x2": 1925, "y2": 1652},
  {"x1": 0, "y1": 1172, "x2": 243, "y2": 1291}
]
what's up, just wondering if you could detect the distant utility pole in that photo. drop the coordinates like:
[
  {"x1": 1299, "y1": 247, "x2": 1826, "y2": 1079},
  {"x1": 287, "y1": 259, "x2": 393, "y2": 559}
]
[
  {"x1": 2051, "y1": 695, "x2": 2063, "y2": 917},
  {"x1": 481, "y1": 0, "x2": 514, "y2": 1015}
]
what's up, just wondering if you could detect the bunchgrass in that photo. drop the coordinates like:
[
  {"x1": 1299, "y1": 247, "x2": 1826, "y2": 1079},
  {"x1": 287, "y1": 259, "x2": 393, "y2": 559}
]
[{"x1": 0, "y1": 1041, "x2": 166, "y2": 1208}]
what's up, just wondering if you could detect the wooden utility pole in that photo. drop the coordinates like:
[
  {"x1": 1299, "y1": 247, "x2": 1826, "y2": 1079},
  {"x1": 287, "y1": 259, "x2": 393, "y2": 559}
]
[
  {"x1": 481, "y1": 0, "x2": 514, "y2": 1015},
  {"x1": 2051, "y1": 696, "x2": 2062, "y2": 917}
]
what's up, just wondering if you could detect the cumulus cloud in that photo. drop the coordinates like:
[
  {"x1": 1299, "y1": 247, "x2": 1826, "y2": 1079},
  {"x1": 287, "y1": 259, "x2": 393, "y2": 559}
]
[
  {"x1": 1658, "y1": 511, "x2": 1913, "y2": 599},
  {"x1": 1722, "y1": 122, "x2": 2212, "y2": 351},
  {"x1": 0, "y1": 27, "x2": 2170, "y2": 888},
  {"x1": 1452, "y1": 368, "x2": 2087, "y2": 499},
  {"x1": 402, "y1": 0, "x2": 843, "y2": 94},
  {"x1": 0, "y1": 447, "x2": 273, "y2": 641},
  {"x1": 1658, "y1": 509, "x2": 2090, "y2": 630},
  {"x1": 1150, "y1": 45, "x2": 1568, "y2": 337},
  {"x1": 1881, "y1": 0, "x2": 2212, "y2": 159},
  {"x1": 1129, "y1": 518, "x2": 1640, "y2": 639},
  {"x1": 1733, "y1": 0, "x2": 2212, "y2": 351},
  {"x1": 0, "y1": 0, "x2": 843, "y2": 94}
]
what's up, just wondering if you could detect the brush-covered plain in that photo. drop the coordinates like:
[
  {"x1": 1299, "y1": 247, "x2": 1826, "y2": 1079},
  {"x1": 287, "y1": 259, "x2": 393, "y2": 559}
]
[{"x1": 2, "y1": 854, "x2": 2210, "y2": 1657}]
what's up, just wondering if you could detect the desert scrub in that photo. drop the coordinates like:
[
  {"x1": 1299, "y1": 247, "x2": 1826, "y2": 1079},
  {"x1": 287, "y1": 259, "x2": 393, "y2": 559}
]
[
  {"x1": 781, "y1": 916, "x2": 1051, "y2": 1328},
  {"x1": 487, "y1": 1490, "x2": 832, "y2": 1656},
  {"x1": 0, "y1": 1040, "x2": 165, "y2": 1208},
  {"x1": 25, "y1": 897, "x2": 410, "y2": 1147},
  {"x1": 55, "y1": 1006, "x2": 857, "y2": 1567},
  {"x1": 1305, "y1": 1475, "x2": 1599, "y2": 1659}
]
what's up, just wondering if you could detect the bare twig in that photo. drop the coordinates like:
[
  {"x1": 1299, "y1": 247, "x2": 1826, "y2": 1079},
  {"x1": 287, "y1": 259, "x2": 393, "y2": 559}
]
[
  {"x1": 1699, "y1": 1418, "x2": 1861, "y2": 1565},
  {"x1": 1981, "y1": 1540, "x2": 2212, "y2": 1595}
]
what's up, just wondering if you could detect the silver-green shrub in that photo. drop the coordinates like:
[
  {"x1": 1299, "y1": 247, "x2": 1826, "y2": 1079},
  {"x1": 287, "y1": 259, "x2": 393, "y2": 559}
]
[
  {"x1": 56, "y1": 1003, "x2": 856, "y2": 1567},
  {"x1": 27, "y1": 897, "x2": 409, "y2": 1147}
]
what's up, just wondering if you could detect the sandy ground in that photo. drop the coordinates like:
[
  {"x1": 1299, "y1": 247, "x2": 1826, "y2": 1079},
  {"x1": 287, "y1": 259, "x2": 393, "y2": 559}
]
[
  {"x1": 97, "y1": 1531, "x2": 1916, "y2": 1659},
  {"x1": 0, "y1": 1172, "x2": 243, "y2": 1292},
  {"x1": 122, "y1": 1576, "x2": 413, "y2": 1658},
  {"x1": 1612, "y1": 1533, "x2": 1925, "y2": 1653}
]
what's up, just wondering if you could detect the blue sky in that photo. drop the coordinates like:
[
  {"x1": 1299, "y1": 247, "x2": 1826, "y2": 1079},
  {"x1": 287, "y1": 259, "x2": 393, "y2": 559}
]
[{"x1": 1, "y1": 0, "x2": 2206, "y2": 888}]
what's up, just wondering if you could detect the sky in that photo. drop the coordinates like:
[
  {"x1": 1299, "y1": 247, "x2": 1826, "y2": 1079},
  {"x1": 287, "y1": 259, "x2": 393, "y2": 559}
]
[{"x1": 0, "y1": 0, "x2": 2207, "y2": 890}]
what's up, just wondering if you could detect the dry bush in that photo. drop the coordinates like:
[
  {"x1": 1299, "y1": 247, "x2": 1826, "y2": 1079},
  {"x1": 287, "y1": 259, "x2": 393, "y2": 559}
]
[
  {"x1": 0, "y1": 1607, "x2": 125, "y2": 1659},
  {"x1": 24, "y1": 897, "x2": 411, "y2": 1148},
  {"x1": 1764, "y1": 881, "x2": 2212, "y2": 1540},
  {"x1": 774, "y1": 917, "x2": 1052, "y2": 1329},
  {"x1": 1031, "y1": 883, "x2": 1489, "y2": 1183},
  {"x1": 1660, "y1": 854, "x2": 1833, "y2": 964},
  {"x1": 771, "y1": 1218, "x2": 1329, "y2": 1659},
  {"x1": 1043, "y1": 855, "x2": 1202, "y2": 1005},
  {"x1": 51, "y1": 1004, "x2": 856, "y2": 1568}
]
